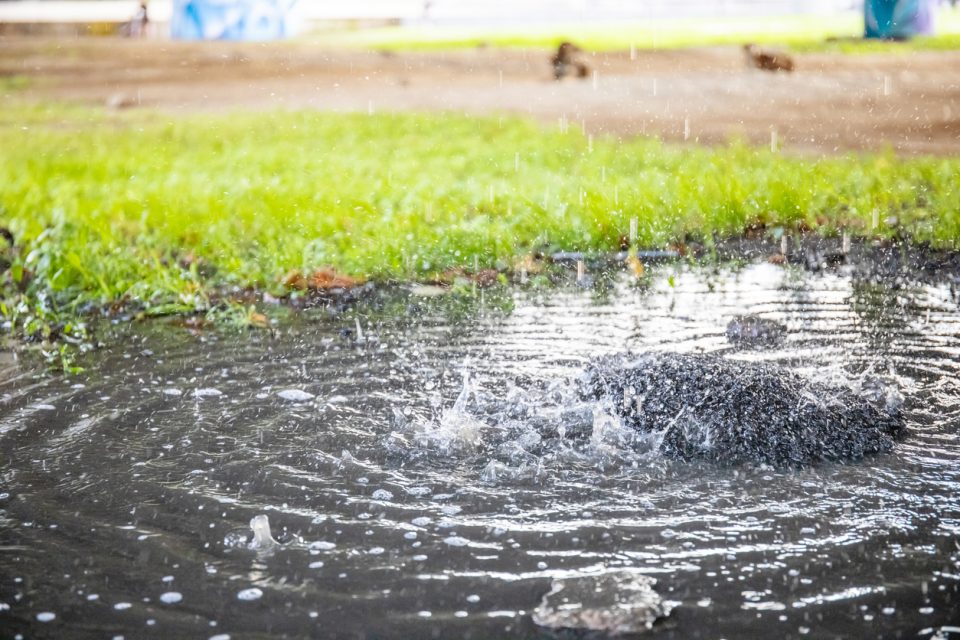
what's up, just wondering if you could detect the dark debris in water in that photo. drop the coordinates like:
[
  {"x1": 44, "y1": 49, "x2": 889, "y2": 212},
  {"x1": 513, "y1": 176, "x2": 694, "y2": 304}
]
[{"x1": 584, "y1": 353, "x2": 906, "y2": 466}]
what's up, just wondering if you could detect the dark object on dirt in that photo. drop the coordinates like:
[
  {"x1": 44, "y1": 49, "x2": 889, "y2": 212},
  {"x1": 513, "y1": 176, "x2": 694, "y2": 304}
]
[
  {"x1": 583, "y1": 353, "x2": 905, "y2": 466},
  {"x1": 743, "y1": 44, "x2": 795, "y2": 72},
  {"x1": 726, "y1": 315, "x2": 787, "y2": 347},
  {"x1": 551, "y1": 42, "x2": 590, "y2": 80}
]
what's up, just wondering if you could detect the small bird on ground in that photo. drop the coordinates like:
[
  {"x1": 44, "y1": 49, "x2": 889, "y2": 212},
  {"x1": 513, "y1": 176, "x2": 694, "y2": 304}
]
[
  {"x1": 743, "y1": 43, "x2": 795, "y2": 72},
  {"x1": 551, "y1": 42, "x2": 590, "y2": 80}
]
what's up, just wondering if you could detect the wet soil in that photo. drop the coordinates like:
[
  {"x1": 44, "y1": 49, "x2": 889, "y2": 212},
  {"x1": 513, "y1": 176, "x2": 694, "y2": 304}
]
[{"x1": 2, "y1": 36, "x2": 959, "y2": 155}]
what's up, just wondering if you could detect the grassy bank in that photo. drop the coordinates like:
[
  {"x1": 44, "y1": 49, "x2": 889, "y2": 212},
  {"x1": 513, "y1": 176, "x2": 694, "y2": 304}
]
[
  {"x1": 1, "y1": 104, "x2": 959, "y2": 367},
  {"x1": 310, "y1": 11, "x2": 960, "y2": 53}
]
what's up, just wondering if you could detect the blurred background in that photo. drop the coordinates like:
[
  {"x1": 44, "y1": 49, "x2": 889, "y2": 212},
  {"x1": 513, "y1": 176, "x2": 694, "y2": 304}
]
[{"x1": 0, "y1": 0, "x2": 950, "y2": 38}]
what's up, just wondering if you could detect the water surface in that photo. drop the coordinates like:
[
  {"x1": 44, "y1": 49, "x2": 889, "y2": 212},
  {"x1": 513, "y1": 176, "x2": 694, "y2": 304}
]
[{"x1": 1, "y1": 262, "x2": 959, "y2": 639}]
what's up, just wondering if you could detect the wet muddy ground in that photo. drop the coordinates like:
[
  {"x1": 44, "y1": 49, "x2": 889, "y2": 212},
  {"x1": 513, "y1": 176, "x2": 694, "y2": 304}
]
[
  {"x1": 2, "y1": 37, "x2": 959, "y2": 155},
  {"x1": 1, "y1": 257, "x2": 959, "y2": 638}
]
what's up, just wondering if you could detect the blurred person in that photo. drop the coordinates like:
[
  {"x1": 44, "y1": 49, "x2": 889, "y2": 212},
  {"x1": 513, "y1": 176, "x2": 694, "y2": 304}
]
[{"x1": 122, "y1": 2, "x2": 149, "y2": 38}]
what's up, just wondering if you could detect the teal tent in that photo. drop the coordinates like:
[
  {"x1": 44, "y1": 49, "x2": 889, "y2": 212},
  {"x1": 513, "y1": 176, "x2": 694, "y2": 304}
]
[
  {"x1": 171, "y1": 0, "x2": 300, "y2": 41},
  {"x1": 865, "y1": 0, "x2": 935, "y2": 39}
]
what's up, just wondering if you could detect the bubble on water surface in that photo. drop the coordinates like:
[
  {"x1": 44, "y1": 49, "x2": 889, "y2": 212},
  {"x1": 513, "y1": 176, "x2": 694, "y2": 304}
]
[
  {"x1": 277, "y1": 389, "x2": 314, "y2": 402},
  {"x1": 237, "y1": 588, "x2": 263, "y2": 601}
]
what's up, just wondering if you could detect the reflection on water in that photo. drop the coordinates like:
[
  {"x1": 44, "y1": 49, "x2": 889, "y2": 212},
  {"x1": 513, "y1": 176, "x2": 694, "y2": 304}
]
[{"x1": 1, "y1": 262, "x2": 959, "y2": 639}]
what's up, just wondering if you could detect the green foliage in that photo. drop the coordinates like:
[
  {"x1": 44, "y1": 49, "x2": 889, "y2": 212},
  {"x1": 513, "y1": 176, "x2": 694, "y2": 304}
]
[{"x1": 0, "y1": 105, "x2": 958, "y2": 367}]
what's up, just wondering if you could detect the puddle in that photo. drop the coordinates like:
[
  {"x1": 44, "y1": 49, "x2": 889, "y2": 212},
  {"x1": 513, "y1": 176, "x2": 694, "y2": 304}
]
[{"x1": 1, "y1": 262, "x2": 959, "y2": 638}]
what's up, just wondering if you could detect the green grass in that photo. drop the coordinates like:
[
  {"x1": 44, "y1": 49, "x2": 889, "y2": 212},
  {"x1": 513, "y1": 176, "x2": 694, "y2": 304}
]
[
  {"x1": 309, "y1": 10, "x2": 960, "y2": 53},
  {"x1": 1, "y1": 103, "x2": 959, "y2": 368}
]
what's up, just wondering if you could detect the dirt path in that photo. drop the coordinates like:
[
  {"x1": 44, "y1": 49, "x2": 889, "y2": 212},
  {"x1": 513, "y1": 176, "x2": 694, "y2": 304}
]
[{"x1": 2, "y1": 37, "x2": 959, "y2": 155}]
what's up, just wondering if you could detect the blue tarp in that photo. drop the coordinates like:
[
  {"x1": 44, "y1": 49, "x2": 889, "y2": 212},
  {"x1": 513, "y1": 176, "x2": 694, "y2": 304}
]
[
  {"x1": 171, "y1": 0, "x2": 300, "y2": 41},
  {"x1": 865, "y1": 0, "x2": 935, "y2": 39}
]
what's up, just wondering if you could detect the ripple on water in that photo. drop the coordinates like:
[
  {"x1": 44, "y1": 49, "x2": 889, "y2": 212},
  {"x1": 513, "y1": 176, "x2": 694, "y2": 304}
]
[{"x1": 0, "y1": 264, "x2": 958, "y2": 638}]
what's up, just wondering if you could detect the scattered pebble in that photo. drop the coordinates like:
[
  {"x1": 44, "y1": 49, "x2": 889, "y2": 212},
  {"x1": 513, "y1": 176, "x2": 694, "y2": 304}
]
[
  {"x1": 162, "y1": 389, "x2": 182, "y2": 397},
  {"x1": 371, "y1": 489, "x2": 394, "y2": 501},
  {"x1": 193, "y1": 388, "x2": 223, "y2": 398},
  {"x1": 114, "y1": 602, "x2": 132, "y2": 610},
  {"x1": 160, "y1": 592, "x2": 182, "y2": 604},
  {"x1": 36, "y1": 612, "x2": 56, "y2": 622},
  {"x1": 443, "y1": 536, "x2": 470, "y2": 547}
]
